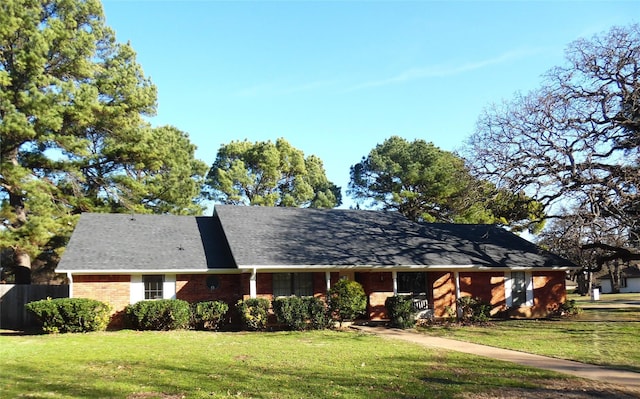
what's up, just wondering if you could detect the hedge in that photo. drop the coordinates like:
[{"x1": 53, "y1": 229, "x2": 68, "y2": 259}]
[
  {"x1": 236, "y1": 298, "x2": 270, "y2": 331},
  {"x1": 192, "y1": 300, "x2": 229, "y2": 330},
  {"x1": 25, "y1": 297, "x2": 111, "y2": 333},
  {"x1": 124, "y1": 299, "x2": 191, "y2": 331},
  {"x1": 272, "y1": 296, "x2": 331, "y2": 330}
]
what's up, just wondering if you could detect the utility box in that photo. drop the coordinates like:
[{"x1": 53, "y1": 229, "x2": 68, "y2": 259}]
[{"x1": 591, "y1": 287, "x2": 600, "y2": 301}]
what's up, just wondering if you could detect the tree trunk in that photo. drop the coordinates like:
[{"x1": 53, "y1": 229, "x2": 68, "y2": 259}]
[
  {"x1": 12, "y1": 248, "x2": 32, "y2": 284},
  {"x1": 6, "y1": 148, "x2": 32, "y2": 284},
  {"x1": 606, "y1": 262, "x2": 621, "y2": 294},
  {"x1": 576, "y1": 272, "x2": 589, "y2": 295}
]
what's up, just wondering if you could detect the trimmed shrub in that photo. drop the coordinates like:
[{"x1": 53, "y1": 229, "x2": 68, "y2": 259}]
[
  {"x1": 305, "y1": 296, "x2": 332, "y2": 330},
  {"x1": 385, "y1": 295, "x2": 416, "y2": 329},
  {"x1": 328, "y1": 279, "x2": 367, "y2": 325},
  {"x1": 457, "y1": 296, "x2": 492, "y2": 323},
  {"x1": 192, "y1": 300, "x2": 229, "y2": 331},
  {"x1": 272, "y1": 296, "x2": 332, "y2": 330},
  {"x1": 25, "y1": 297, "x2": 111, "y2": 334},
  {"x1": 125, "y1": 299, "x2": 191, "y2": 331},
  {"x1": 236, "y1": 298, "x2": 270, "y2": 331},
  {"x1": 273, "y1": 296, "x2": 307, "y2": 330}
]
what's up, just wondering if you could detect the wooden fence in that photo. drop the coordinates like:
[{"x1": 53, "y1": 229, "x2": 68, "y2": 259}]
[{"x1": 0, "y1": 285, "x2": 69, "y2": 330}]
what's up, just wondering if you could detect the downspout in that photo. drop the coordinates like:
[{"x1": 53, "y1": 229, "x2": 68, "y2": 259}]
[
  {"x1": 454, "y1": 271, "x2": 461, "y2": 318},
  {"x1": 325, "y1": 271, "x2": 331, "y2": 292},
  {"x1": 66, "y1": 272, "x2": 73, "y2": 298},
  {"x1": 249, "y1": 268, "x2": 257, "y2": 299}
]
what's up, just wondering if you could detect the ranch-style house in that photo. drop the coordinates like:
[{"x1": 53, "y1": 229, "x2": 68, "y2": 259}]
[{"x1": 56, "y1": 205, "x2": 578, "y2": 325}]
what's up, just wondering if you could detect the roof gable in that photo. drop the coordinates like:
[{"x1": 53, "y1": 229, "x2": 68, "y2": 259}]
[{"x1": 57, "y1": 213, "x2": 235, "y2": 272}]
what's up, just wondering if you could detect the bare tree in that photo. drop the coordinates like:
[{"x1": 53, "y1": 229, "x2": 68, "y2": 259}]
[{"x1": 465, "y1": 24, "x2": 640, "y2": 269}]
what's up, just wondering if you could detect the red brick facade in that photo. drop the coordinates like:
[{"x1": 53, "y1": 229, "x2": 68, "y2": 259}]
[
  {"x1": 431, "y1": 272, "x2": 457, "y2": 317},
  {"x1": 73, "y1": 275, "x2": 131, "y2": 315},
  {"x1": 459, "y1": 272, "x2": 507, "y2": 315},
  {"x1": 176, "y1": 274, "x2": 244, "y2": 305},
  {"x1": 70, "y1": 270, "x2": 567, "y2": 325}
]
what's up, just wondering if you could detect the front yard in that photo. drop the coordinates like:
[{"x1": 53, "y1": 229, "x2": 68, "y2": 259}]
[
  {"x1": 1, "y1": 329, "x2": 634, "y2": 399},
  {"x1": 2, "y1": 293, "x2": 639, "y2": 398}
]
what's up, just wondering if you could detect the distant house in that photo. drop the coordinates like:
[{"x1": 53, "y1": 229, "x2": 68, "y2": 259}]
[
  {"x1": 599, "y1": 264, "x2": 640, "y2": 294},
  {"x1": 56, "y1": 205, "x2": 577, "y2": 325}
]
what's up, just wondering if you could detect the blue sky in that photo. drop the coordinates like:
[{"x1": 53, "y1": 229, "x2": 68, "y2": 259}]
[{"x1": 102, "y1": 0, "x2": 638, "y2": 211}]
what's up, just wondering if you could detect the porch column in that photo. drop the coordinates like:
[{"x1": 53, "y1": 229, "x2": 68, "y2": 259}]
[
  {"x1": 325, "y1": 271, "x2": 331, "y2": 292},
  {"x1": 392, "y1": 271, "x2": 398, "y2": 295},
  {"x1": 250, "y1": 269, "x2": 257, "y2": 299},
  {"x1": 454, "y1": 271, "x2": 461, "y2": 317}
]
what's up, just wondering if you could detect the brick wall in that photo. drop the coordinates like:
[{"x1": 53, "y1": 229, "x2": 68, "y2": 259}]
[
  {"x1": 431, "y1": 272, "x2": 456, "y2": 317},
  {"x1": 459, "y1": 272, "x2": 506, "y2": 315},
  {"x1": 73, "y1": 275, "x2": 130, "y2": 327},
  {"x1": 532, "y1": 271, "x2": 567, "y2": 317},
  {"x1": 73, "y1": 275, "x2": 130, "y2": 314},
  {"x1": 176, "y1": 274, "x2": 243, "y2": 305}
]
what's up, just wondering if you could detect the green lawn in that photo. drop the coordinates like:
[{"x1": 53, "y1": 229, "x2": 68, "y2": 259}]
[
  {"x1": 2, "y1": 293, "x2": 638, "y2": 398},
  {"x1": 418, "y1": 293, "x2": 640, "y2": 373},
  {"x1": 0, "y1": 329, "x2": 584, "y2": 399}
]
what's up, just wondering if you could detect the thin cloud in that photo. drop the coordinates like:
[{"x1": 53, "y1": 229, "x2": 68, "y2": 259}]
[{"x1": 346, "y1": 47, "x2": 546, "y2": 92}]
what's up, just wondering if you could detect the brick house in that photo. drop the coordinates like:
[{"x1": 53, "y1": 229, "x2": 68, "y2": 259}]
[{"x1": 56, "y1": 205, "x2": 577, "y2": 325}]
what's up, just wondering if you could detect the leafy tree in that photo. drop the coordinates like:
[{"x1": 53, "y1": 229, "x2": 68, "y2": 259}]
[
  {"x1": 464, "y1": 24, "x2": 640, "y2": 267},
  {"x1": 0, "y1": 0, "x2": 207, "y2": 283},
  {"x1": 205, "y1": 138, "x2": 341, "y2": 208},
  {"x1": 348, "y1": 136, "x2": 543, "y2": 231}
]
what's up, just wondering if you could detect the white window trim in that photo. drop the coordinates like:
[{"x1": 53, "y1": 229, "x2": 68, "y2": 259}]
[
  {"x1": 130, "y1": 275, "x2": 143, "y2": 304},
  {"x1": 163, "y1": 274, "x2": 176, "y2": 300},
  {"x1": 505, "y1": 272, "x2": 534, "y2": 307},
  {"x1": 130, "y1": 274, "x2": 176, "y2": 303}
]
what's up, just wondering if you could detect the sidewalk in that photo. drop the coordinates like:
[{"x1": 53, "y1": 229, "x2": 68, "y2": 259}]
[{"x1": 352, "y1": 324, "x2": 640, "y2": 390}]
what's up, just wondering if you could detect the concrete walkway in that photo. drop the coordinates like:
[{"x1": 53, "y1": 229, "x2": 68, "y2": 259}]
[{"x1": 352, "y1": 324, "x2": 640, "y2": 390}]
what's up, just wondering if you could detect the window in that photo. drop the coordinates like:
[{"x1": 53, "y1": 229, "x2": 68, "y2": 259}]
[
  {"x1": 272, "y1": 273, "x2": 314, "y2": 297},
  {"x1": 143, "y1": 275, "x2": 164, "y2": 300},
  {"x1": 397, "y1": 272, "x2": 426, "y2": 295},
  {"x1": 510, "y1": 272, "x2": 527, "y2": 307}
]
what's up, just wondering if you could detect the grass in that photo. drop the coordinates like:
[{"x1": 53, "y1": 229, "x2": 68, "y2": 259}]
[
  {"x1": 1, "y1": 329, "x2": 576, "y2": 399},
  {"x1": 417, "y1": 293, "x2": 640, "y2": 373},
  {"x1": 2, "y1": 293, "x2": 638, "y2": 398}
]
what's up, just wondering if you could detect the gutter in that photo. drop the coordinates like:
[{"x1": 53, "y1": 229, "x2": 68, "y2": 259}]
[{"x1": 56, "y1": 264, "x2": 579, "y2": 276}]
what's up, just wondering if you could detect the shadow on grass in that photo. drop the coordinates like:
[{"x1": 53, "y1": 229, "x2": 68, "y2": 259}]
[{"x1": 0, "y1": 328, "x2": 43, "y2": 336}]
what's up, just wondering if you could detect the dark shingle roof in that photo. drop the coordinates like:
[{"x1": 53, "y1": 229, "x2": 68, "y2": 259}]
[
  {"x1": 57, "y1": 206, "x2": 576, "y2": 273},
  {"x1": 214, "y1": 205, "x2": 575, "y2": 269},
  {"x1": 56, "y1": 213, "x2": 235, "y2": 272}
]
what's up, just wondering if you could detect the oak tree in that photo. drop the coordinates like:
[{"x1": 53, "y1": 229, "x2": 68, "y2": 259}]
[{"x1": 464, "y1": 24, "x2": 640, "y2": 269}]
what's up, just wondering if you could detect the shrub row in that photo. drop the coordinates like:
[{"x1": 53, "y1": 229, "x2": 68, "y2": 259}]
[
  {"x1": 26, "y1": 298, "x2": 229, "y2": 333},
  {"x1": 27, "y1": 279, "x2": 370, "y2": 333},
  {"x1": 385, "y1": 295, "x2": 495, "y2": 329},
  {"x1": 124, "y1": 299, "x2": 230, "y2": 331}
]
